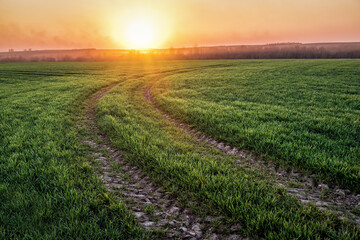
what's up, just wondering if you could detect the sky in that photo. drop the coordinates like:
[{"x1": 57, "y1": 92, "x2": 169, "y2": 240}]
[{"x1": 1, "y1": 0, "x2": 359, "y2": 50}]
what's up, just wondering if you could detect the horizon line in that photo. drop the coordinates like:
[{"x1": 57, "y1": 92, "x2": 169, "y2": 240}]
[{"x1": 2, "y1": 41, "x2": 360, "y2": 54}]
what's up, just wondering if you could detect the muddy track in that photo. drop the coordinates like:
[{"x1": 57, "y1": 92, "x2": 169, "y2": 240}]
[
  {"x1": 83, "y1": 84, "x2": 248, "y2": 240},
  {"x1": 145, "y1": 84, "x2": 360, "y2": 224}
]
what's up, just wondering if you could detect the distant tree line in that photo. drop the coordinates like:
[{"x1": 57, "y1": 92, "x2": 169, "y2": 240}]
[{"x1": 1, "y1": 43, "x2": 360, "y2": 62}]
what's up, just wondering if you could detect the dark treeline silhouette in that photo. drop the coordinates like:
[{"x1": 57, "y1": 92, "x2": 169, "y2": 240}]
[{"x1": 1, "y1": 42, "x2": 360, "y2": 62}]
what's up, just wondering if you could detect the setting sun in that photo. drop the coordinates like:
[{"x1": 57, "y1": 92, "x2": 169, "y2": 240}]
[
  {"x1": 109, "y1": 6, "x2": 172, "y2": 50},
  {"x1": 125, "y1": 20, "x2": 156, "y2": 49}
]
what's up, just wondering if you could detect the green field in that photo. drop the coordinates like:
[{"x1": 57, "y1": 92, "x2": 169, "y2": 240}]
[
  {"x1": 0, "y1": 63, "x2": 145, "y2": 239},
  {"x1": 152, "y1": 60, "x2": 360, "y2": 192},
  {"x1": 1, "y1": 60, "x2": 359, "y2": 239}
]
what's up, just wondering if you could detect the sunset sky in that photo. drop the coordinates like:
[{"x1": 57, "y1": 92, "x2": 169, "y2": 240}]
[{"x1": 1, "y1": 0, "x2": 359, "y2": 51}]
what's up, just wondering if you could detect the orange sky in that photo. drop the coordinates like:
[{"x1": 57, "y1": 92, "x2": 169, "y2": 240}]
[{"x1": 1, "y1": 0, "x2": 359, "y2": 51}]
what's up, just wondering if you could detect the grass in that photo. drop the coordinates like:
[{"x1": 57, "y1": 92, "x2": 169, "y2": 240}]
[
  {"x1": 1, "y1": 60, "x2": 359, "y2": 239},
  {"x1": 95, "y1": 60, "x2": 360, "y2": 239},
  {"x1": 0, "y1": 62, "x2": 145, "y2": 239},
  {"x1": 152, "y1": 59, "x2": 360, "y2": 192}
]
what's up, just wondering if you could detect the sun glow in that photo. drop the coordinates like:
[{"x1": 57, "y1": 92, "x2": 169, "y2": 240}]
[
  {"x1": 125, "y1": 19, "x2": 156, "y2": 49},
  {"x1": 110, "y1": 6, "x2": 172, "y2": 50}
]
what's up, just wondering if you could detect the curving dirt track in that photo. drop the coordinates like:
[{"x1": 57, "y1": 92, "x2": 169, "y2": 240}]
[
  {"x1": 80, "y1": 71, "x2": 359, "y2": 239},
  {"x1": 82, "y1": 83, "x2": 248, "y2": 240}
]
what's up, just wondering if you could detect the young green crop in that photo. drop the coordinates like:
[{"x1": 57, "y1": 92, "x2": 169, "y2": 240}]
[
  {"x1": 152, "y1": 59, "x2": 360, "y2": 192},
  {"x1": 0, "y1": 62, "x2": 145, "y2": 239},
  {"x1": 95, "y1": 60, "x2": 360, "y2": 239},
  {"x1": 1, "y1": 60, "x2": 359, "y2": 239}
]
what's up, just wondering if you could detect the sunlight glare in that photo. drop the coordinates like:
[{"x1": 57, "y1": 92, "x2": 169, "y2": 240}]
[
  {"x1": 110, "y1": 6, "x2": 172, "y2": 50},
  {"x1": 125, "y1": 20, "x2": 156, "y2": 49}
]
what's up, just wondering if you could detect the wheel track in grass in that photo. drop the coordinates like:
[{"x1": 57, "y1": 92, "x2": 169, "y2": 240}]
[
  {"x1": 145, "y1": 79, "x2": 360, "y2": 225},
  {"x1": 82, "y1": 82, "x2": 248, "y2": 240}
]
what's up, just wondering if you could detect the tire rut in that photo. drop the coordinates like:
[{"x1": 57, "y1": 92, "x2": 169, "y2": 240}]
[
  {"x1": 145, "y1": 85, "x2": 360, "y2": 225},
  {"x1": 82, "y1": 84, "x2": 248, "y2": 240}
]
